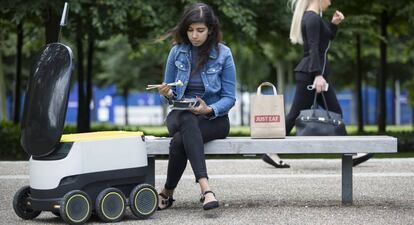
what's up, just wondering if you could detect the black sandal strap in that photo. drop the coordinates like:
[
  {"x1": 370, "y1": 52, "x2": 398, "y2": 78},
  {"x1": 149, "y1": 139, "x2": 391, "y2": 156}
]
[
  {"x1": 158, "y1": 193, "x2": 175, "y2": 210},
  {"x1": 159, "y1": 192, "x2": 169, "y2": 199},
  {"x1": 203, "y1": 190, "x2": 216, "y2": 196},
  {"x1": 200, "y1": 190, "x2": 216, "y2": 202}
]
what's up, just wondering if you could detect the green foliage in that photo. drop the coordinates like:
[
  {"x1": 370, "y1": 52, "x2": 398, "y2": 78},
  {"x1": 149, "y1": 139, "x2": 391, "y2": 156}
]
[
  {"x1": 0, "y1": 12, "x2": 45, "y2": 94},
  {"x1": 95, "y1": 35, "x2": 170, "y2": 94},
  {"x1": 397, "y1": 2, "x2": 414, "y2": 25},
  {"x1": 215, "y1": 0, "x2": 258, "y2": 39},
  {"x1": 231, "y1": 43, "x2": 271, "y2": 91},
  {"x1": 1, "y1": 0, "x2": 413, "y2": 130},
  {"x1": 2, "y1": 0, "x2": 413, "y2": 90},
  {"x1": 0, "y1": 120, "x2": 28, "y2": 160}
]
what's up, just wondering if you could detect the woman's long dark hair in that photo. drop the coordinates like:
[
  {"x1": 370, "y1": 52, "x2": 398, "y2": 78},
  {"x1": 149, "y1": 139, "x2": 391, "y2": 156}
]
[{"x1": 172, "y1": 3, "x2": 222, "y2": 74}]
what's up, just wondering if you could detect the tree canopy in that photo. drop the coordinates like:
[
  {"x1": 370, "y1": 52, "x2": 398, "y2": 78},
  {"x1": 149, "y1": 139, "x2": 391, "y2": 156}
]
[{"x1": 1, "y1": 0, "x2": 413, "y2": 128}]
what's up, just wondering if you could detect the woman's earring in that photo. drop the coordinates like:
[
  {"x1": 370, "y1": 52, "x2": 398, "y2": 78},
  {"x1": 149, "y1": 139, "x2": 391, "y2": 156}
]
[{"x1": 319, "y1": 0, "x2": 323, "y2": 17}]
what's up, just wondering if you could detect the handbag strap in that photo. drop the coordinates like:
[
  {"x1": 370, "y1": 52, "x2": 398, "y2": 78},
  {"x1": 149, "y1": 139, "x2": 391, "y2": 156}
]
[
  {"x1": 311, "y1": 92, "x2": 332, "y2": 119},
  {"x1": 256, "y1": 82, "x2": 278, "y2": 95}
]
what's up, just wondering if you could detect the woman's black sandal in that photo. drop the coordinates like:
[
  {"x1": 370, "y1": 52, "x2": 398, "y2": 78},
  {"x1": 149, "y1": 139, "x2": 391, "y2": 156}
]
[
  {"x1": 157, "y1": 193, "x2": 175, "y2": 210},
  {"x1": 262, "y1": 154, "x2": 290, "y2": 168},
  {"x1": 200, "y1": 191, "x2": 219, "y2": 210}
]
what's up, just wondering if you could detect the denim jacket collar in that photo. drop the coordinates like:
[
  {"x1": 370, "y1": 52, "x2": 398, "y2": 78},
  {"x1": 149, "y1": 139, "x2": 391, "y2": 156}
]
[{"x1": 177, "y1": 44, "x2": 218, "y2": 59}]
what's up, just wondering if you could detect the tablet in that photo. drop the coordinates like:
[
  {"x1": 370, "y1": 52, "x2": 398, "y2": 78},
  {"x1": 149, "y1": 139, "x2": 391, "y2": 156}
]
[{"x1": 171, "y1": 98, "x2": 199, "y2": 110}]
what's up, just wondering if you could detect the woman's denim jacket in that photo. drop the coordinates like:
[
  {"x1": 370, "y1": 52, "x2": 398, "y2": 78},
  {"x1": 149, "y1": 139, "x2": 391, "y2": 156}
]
[{"x1": 163, "y1": 43, "x2": 236, "y2": 119}]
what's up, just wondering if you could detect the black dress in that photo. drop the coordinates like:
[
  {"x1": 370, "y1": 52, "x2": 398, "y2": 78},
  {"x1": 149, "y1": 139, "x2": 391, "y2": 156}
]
[
  {"x1": 285, "y1": 11, "x2": 342, "y2": 134},
  {"x1": 294, "y1": 11, "x2": 337, "y2": 82}
]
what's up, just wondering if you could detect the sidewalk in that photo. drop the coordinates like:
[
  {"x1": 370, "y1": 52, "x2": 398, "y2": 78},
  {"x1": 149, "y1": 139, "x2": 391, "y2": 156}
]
[{"x1": 1, "y1": 158, "x2": 413, "y2": 224}]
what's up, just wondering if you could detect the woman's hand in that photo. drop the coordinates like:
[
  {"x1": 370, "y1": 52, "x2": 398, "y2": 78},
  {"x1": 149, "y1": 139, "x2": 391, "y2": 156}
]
[
  {"x1": 331, "y1": 10, "x2": 345, "y2": 25},
  {"x1": 157, "y1": 83, "x2": 173, "y2": 98},
  {"x1": 190, "y1": 97, "x2": 213, "y2": 115},
  {"x1": 313, "y1": 75, "x2": 327, "y2": 93}
]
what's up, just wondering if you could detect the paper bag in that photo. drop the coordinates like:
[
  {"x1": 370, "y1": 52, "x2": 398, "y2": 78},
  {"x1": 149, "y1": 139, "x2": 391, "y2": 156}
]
[{"x1": 250, "y1": 82, "x2": 286, "y2": 138}]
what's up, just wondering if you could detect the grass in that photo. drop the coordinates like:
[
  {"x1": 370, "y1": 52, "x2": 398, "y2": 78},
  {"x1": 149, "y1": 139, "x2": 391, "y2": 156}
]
[{"x1": 228, "y1": 125, "x2": 414, "y2": 134}]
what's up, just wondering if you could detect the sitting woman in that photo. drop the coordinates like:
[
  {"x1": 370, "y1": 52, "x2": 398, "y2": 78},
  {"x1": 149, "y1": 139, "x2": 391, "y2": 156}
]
[{"x1": 157, "y1": 2, "x2": 236, "y2": 210}]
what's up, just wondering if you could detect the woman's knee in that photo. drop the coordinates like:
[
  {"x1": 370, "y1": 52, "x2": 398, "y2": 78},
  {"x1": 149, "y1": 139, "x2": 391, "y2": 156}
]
[
  {"x1": 178, "y1": 112, "x2": 198, "y2": 125},
  {"x1": 218, "y1": 120, "x2": 230, "y2": 139},
  {"x1": 169, "y1": 132, "x2": 185, "y2": 155}
]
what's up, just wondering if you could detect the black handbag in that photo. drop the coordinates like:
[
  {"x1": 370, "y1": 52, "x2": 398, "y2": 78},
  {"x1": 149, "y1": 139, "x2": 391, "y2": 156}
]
[{"x1": 295, "y1": 92, "x2": 347, "y2": 136}]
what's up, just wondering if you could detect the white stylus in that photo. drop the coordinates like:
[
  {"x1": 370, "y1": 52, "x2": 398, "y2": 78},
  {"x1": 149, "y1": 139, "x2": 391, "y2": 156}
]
[{"x1": 146, "y1": 80, "x2": 183, "y2": 90}]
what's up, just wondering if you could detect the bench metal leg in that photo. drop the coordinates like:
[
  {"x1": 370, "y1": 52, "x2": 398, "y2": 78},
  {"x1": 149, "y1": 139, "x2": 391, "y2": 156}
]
[
  {"x1": 145, "y1": 156, "x2": 155, "y2": 187},
  {"x1": 342, "y1": 154, "x2": 353, "y2": 205}
]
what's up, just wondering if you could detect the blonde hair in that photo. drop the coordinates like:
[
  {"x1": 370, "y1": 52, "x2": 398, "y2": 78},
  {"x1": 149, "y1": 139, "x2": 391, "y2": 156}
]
[{"x1": 289, "y1": 0, "x2": 310, "y2": 45}]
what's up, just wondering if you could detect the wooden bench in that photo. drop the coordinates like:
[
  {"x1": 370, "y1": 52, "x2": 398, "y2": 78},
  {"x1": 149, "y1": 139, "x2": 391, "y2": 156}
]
[{"x1": 145, "y1": 136, "x2": 397, "y2": 205}]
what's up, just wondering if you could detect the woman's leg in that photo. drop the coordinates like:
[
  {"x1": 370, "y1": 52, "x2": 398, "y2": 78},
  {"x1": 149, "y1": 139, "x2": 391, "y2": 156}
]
[
  {"x1": 195, "y1": 115, "x2": 229, "y2": 206},
  {"x1": 181, "y1": 113, "x2": 229, "y2": 180},
  {"x1": 317, "y1": 85, "x2": 374, "y2": 166},
  {"x1": 162, "y1": 111, "x2": 229, "y2": 208},
  {"x1": 263, "y1": 79, "x2": 314, "y2": 168},
  {"x1": 158, "y1": 111, "x2": 188, "y2": 209},
  {"x1": 164, "y1": 132, "x2": 188, "y2": 190},
  {"x1": 285, "y1": 80, "x2": 316, "y2": 134}
]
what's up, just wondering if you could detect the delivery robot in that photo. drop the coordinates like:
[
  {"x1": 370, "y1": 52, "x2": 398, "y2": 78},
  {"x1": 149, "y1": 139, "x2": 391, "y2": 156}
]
[{"x1": 12, "y1": 3, "x2": 158, "y2": 224}]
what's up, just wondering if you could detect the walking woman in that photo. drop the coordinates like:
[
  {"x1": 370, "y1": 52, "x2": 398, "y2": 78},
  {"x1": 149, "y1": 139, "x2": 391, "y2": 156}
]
[
  {"x1": 264, "y1": 0, "x2": 373, "y2": 167},
  {"x1": 157, "y1": 3, "x2": 236, "y2": 210},
  {"x1": 287, "y1": 0, "x2": 344, "y2": 130}
]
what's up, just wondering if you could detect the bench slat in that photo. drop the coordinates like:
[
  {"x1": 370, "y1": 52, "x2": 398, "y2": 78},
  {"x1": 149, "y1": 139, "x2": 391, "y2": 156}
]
[{"x1": 146, "y1": 136, "x2": 397, "y2": 155}]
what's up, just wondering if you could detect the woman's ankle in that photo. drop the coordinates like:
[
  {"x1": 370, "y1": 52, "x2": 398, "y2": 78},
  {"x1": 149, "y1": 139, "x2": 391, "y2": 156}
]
[
  {"x1": 204, "y1": 192, "x2": 216, "y2": 199},
  {"x1": 161, "y1": 188, "x2": 174, "y2": 197},
  {"x1": 198, "y1": 178, "x2": 211, "y2": 193}
]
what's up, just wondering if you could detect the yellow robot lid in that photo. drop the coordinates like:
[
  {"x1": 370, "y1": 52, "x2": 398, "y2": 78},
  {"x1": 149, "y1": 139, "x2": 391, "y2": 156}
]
[{"x1": 60, "y1": 131, "x2": 144, "y2": 142}]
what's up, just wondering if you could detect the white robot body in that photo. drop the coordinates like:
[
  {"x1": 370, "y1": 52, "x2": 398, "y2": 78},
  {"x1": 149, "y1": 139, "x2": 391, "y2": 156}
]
[{"x1": 30, "y1": 134, "x2": 148, "y2": 190}]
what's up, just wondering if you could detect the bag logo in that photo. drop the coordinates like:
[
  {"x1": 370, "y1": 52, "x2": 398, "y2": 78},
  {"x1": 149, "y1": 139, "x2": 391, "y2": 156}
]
[{"x1": 254, "y1": 115, "x2": 280, "y2": 123}]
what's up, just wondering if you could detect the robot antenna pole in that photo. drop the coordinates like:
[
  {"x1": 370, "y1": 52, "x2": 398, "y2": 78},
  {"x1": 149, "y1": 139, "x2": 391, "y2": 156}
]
[{"x1": 58, "y1": 2, "x2": 69, "y2": 43}]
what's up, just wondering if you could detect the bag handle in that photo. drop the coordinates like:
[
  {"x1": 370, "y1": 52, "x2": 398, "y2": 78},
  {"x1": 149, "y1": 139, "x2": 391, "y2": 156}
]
[
  {"x1": 256, "y1": 82, "x2": 278, "y2": 95},
  {"x1": 311, "y1": 92, "x2": 332, "y2": 119}
]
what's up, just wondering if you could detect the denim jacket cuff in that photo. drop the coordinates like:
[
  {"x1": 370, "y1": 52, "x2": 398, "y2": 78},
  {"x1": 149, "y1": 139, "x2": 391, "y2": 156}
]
[
  {"x1": 163, "y1": 91, "x2": 176, "y2": 105},
  {"x1": 205, "y1": 105, "x2": 218, "y2": 120}
]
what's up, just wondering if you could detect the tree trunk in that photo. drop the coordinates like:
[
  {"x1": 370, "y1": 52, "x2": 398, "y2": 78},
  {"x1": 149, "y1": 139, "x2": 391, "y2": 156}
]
[
  {"x1": 268, "y1": 63, "x2": 277, "y2": 89},
  {"x1": 364, "y1": 81, "x2": 369, "y2": 125},
  {"x1": 356, "y1": 34, "x2": 364, "y2": 133},
  {"x1": 275, "y1": 60, "x2": 285, "y2": 93},
  {"x1": 394, "y1": 80, "x2": 400, "y2": 125},
  {"x1": 122, "y1": 87, "x2": 129, "y2": 126},
  {"x1": 378, "y1": 10, "x2": 388, "y2": 133},
  {"x1": 412, "y1": 107, "x2": 414, "y2": 129},
  {"x1": 76, "y1": 17, "x2": 87, "y2": 132},
  {"x1": 240, "y1": 85, "x2": 245, "y2": 126},
  {"x1": 85, "y1": 34, "x2": 95, "y2": 131},
  {"x1": 392, "y1": 77, "x2": 397, "y2": 125},
  {"x1": 44, "y1": 6, "x2": 60, "y2": 44},
  {"x1": 13, "y1": 22, "x2": 23, "y2": 124},
  {"x1": 287, "y1": 61, "x2": 293, "y2": 86},
  {"x1": 391, "y1": 72, "x2": 396, "y2": 125},
  {"x1": 0, "y1": 53, "x2": 6, "y2": 120}
]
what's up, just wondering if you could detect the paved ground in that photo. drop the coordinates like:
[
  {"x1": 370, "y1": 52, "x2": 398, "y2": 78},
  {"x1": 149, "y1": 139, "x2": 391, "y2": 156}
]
[{"x1": 1, "y1": 158, "x2": 413, "y2": 225}]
